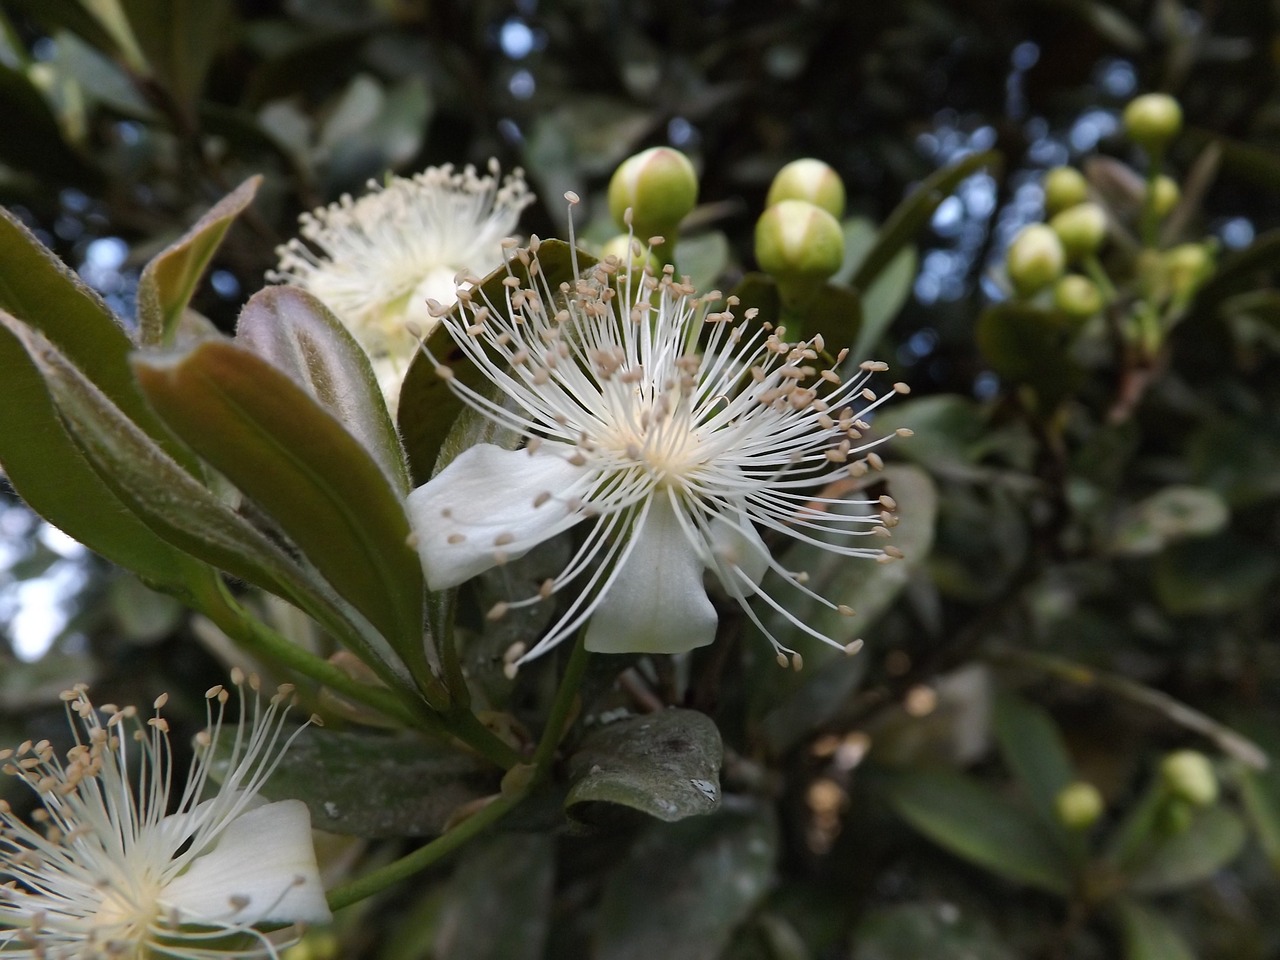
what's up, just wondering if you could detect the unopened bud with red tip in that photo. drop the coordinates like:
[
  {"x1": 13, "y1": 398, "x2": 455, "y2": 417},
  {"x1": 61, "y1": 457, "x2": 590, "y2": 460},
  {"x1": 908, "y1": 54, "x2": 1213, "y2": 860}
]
[
  {"x1": 767, "y1": 158, "x2": 846, "y2": 219},
  {"x1": 1150, "y1": 174, "x2": 1180, "y2": 218},
  {"x1": 1050, "y1": 202, "x2": 1108, "y2": 259},
  {"x1": 755, "y1": 199, "x2": 844, "y2": 288},
  {"x1": 1006, "y1": 224, "x2": 1066, "y2": 296},
  {"x1": 1054, "y1": 274, "x2": 1103, "y2": 319},
  {"x1": 1161, "y1": 750, "x2": 1218, "y2": 807},
  {"x1": 1043, "y1": 166, "x2": 1089, "y2": 216},
  {"x1": 608, "y1": 147, "x2": 699, "y2": 241},
  {"x1": 1124, "y1": 93, "x2": 1183, "y2": 151},
  {"x1": 1056, "y1": 781, "x2": 1105, "y2": 830}
]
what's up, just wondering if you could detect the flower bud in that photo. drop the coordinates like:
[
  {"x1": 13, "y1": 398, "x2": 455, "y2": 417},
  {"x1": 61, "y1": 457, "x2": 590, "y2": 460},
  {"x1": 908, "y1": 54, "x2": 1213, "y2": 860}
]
[
  {"x1": 1123, "y1": 94, "x2": 1183, "y2": 151},
  {"x1": 1055, "y1": 781, "x2": 1105, "y2": 830},
  {"x1": 1161, "y1": 750, "x2": 1218, "y2": 807},
  {"x1": 1043, "y1": 166, "x2": 1089, "y2": 216},
  {"x1": 1164, "y1": 242, "x2": 1215, "y2": 300},
  {"x1": 608, "y1": 147, "x2": 699, "y2": 241},
  {"x1": 1006, "y1": 224, "x2": 1066, "y2": 296},
  {"x1": 755, "y1": 199, "x2": 844, "y2": 283},
  {"x1": 766, "y1": 158, "x2": 847, "y2": 219},
  {"x1": 1049, "y1": 202, "x2": 1108, "y2": 259},
  {"x1": 1149, "y1": 174, "x2": 1180, "y2": 218},
  {"x1": 1054, "y1": 274, "x2": 1103, "y2": 319}
]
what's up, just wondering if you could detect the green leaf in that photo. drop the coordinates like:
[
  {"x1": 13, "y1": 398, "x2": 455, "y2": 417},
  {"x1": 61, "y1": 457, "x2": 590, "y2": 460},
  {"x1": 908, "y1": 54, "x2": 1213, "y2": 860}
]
[
  {"x1": 1153, "y1": 533, "x2": 1280, "y2": 616},
  {"x1": 397, "y1": 239, "x2": 591, "y2": 484},
  {"x1": 992, "y1": 693, "x2": 1074, "y2": 831},
  {"x1": 976, "y1": 302, "x2": 1083, "y2": 407},
  {"x1": 851, "y1": 151, "x2": 1000, "y2": 292},
  {"x1": 0, "y1": 311, "x2": 212, "y2": 596},
  {"x1": 852, "y1": 245, "x2": 917, "y2": 359},
  {"x1": 1114, "y1": 900, "x2": 1196, "y2": 960},
  {"x1": 0, "y1": 206, "x2": 188, "y2": 463},
  {"x1": 852, "y1": 902, "x2": 1017, "y2": 960},
  {"x1": 236, "y1": 285, "x2": 409, "y2": 496},
  {"x1": 595, "y1": 809, "x2": 778, "y2": 960},
  {"x1": 1127, "y1": 806, "x2": 1247, "y2": 894},
  {"x1": 211, "y1": 727, "x2": 494, "y2": 838},
  {"x1": 677, "y1": 231, "x2": 731, "y2": 295},
  {"x1": 137, "y1": 176, "x2": 261, "y2": 347},
  {"x1": 566, "y1": 709, "x2": 722, "y2": 823},
  {"x1": 1110, "y1": 486, "x2": 1230, "y2": 557},
  {"x1": 132, "y1": 341, "x2": 426, "y2": 669},
  {"x1": 1238, "y1": 766, "x2": 1280, "y2": 873},
  {"x1": 0, "y1": 62, "x2": 98, "y2": 186},
  {"x1": 882, "y1": 770, "x2": 1073, "y2": 894},
  {"x1": 118, "y1": 0, "x2": 233, "y2": 109},
  {"x1": 432, "y1": 834, "x2": 555, "y2": 960}
]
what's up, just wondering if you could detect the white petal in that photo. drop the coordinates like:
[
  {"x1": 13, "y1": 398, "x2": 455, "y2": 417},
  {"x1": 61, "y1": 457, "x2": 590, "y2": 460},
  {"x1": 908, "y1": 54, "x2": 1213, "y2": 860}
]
[
  {"x1": 708, "y1": 504, "x2": 771, "y2": 598},
  {"x1": 160, "y1": 800, "x2": 332, "y2": 926},
  {"x1": 585, "y1": 497, "x2": 718, "y2": 654},
  {"x1": 407, "y1": 443, "x2": 591, "y2": 590}
]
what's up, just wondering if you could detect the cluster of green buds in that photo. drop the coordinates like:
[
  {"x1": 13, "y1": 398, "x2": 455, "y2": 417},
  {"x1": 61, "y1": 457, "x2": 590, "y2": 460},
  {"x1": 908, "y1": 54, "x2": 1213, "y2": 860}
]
[
  {"x1": 1001, "y1": 92, "x2": 1218, "y2": 363},
  {"x1": 753, "y1": 159, "x2": 847, "y2": 309}
]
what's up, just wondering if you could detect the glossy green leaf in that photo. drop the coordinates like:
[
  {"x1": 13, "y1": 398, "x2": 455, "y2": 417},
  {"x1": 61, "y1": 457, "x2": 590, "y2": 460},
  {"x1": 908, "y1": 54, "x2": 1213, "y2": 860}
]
[
  {"x1": 677, "y1": 230, "x2": 730, "y2": 294},
  {"x1": 1238, "y1": 766, "x2": 1280, "y2": 873},
  {"x1": 595, "y1": 809, "x2": 777, "y2": 960},
  {"x1": 992, "y1": 693, "x2": 1074, "y2": 831},
  {"x1": 0, "y1": 311, "x2": 211, "y2": 596},
  {"x1": 137, "y1": 176, "x2": 261, "y2": 347},
  {"x1": 0, "y1": 206, "x2": 188, "y2": 462},
  {"x1": 852, "y1": 245, "x2": 917, "y2": 359},
  {"x1": 1127, "y1": 806, "x2": 1248, "y2": 894},
  {"x1": 119, "y1": 0, "x2": 233, "y2": 109},
  {"x1": 236, "y1": 285, "x2": 409, "y2": 495},
  {"x1": 212, "y1": 728, "x2": 494, "y2": 838},
  {"x1": 1110, "y1": 486, "x2": 1230, "y2": 557},
  {"x1": 432, "y1": 834, "x2": 555, "y2": 960},
  {"x1": 1153, "y1": 533, "x2": 1279, "y2": 616},
  {"x1": 976, "y1": 302, "x2": 1083, "y2": 407},
  {"x1": 853, "y1": 902, "x2": 1017, "y2": 960},
  {"x1": 133, "y1": 341, "x2": 425, "y2": 666},
  {"x1": 882, "y1": 770, "x2": 1072, "y2": 894},
  {"x1": 0, "y1": 62, "x2": 98, "y2": 186},
  {"x1": 851, "y1": 151, "x2": 1000, "y2": 292},
  {"x1": 396, "y1": 239, "x2": 591, "y2": 484},
  {"x1": 1115, "y1": 900, "x2": 1196, "y2": 960},
  {"x1": 566, "y1": 709, "x2": 722, "y2": 823}
]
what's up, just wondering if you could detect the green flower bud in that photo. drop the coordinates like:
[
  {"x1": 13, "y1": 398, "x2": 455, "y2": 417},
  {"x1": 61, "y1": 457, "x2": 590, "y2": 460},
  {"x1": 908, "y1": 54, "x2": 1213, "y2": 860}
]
[
  {"x1": 1055, "y1": 781, "x2": 1105, "y2": 830},
  {"x1": 608, "y1": 147, "x2": 699, "y2": 241},
  {"x1": 1149, "y1": 174, "x2": 1180, "y2": 218},
  {"x1": 1123, "y1": 94, "x2": 1183, "y2": 151},
  {"x1": 1054, "y1": 274, "x2": 1103, "y2": 318},
  {"x1": 1049, "y1": 202, "x2": 1108, "y2": 259},
  {"x1": 1157, "y1": 796, "x2": 1196, "y2": 836},
  {"x1": 1164, "y1": 242, "x2": 1215, "y2": 300},
  {"x1": 766, "y1": 158, "x2": 847, "y2": 219},
  {"x1": 754, "y1": 199, "x2": 845, "y2": 283},
  {"x1": 1043, "y1": 166, "x2": 1089, "y2": 216},
  {"x1": 1006, "y1": 224, "x2": 1066, "y2": 296},
  {"x1": 600, "y1": 234, "x2": 661, "y2": 276},
  {"x1": 1161, "y1": 750, "x2": 1218, "y2": 807}
]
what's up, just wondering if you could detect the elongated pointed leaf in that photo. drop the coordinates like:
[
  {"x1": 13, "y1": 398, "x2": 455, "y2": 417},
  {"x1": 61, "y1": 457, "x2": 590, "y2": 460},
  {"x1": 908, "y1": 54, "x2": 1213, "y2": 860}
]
[
  {"x1": 0, "y1": 206, "x2": 192, "y2": 466},
  {"x1": 0, "y1": 313, "x2": 213, "y2": 597},
  {"x1": 1127, "y1": 806, "x2": 1247, "y2": 894},
  {"x1": 566, "y1": 709, "x2": 722, "y2": 823},
  {"x1": 8, "y1": 313, "x2": 405, "y2": 683},
  {"x1": 137, "y1": 176, "x2": 261, "y2": 347},
  {"x1": 236, "y1": 285, "x2": 409, "y2": 495},
  {"x1": 119, "y1": 0, "x2": 232, "y2": 109},
  {"x1": 1114, "y1": 900, "x2": 1196, "y2": 960},
  {"x1": 993, "y1": 693, "x2": 1075, "y2": 832},
  {"x1": 882, "y1": 770, "x2": 1072, "y2": 894},
  {"x1": 396, "y1": 239, "x2": 592, "y2": 484},
  {"x1": 133, "y1": 341, "x2": 425, "y2": 668}
]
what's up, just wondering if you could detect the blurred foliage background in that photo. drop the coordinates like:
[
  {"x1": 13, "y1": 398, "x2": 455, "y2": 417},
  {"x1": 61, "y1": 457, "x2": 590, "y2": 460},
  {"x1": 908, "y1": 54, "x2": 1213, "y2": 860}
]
[{"x1": 3, "y1": 0, "x2": 1280, "y2": 958}]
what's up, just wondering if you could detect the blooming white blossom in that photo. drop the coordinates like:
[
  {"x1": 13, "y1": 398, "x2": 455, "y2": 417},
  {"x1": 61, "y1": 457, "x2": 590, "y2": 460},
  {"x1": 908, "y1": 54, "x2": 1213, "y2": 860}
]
[
  {"x1": 0, "y1": 672, "x2": 330, "y2": 959},
  {"x1": 270, "y1": 162, "x2": 535, "y2": 408},
  {"x1": 406, "y1": 225, "x2": 909, "y2": 671}
]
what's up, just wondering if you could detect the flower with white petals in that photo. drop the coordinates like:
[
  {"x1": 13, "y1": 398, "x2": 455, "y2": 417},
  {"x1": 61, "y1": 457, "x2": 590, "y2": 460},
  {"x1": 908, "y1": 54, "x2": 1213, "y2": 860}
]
[
  {"x1": 0, "y1": 672, "x2": 330, "y2": 959},
  {"x1": 270, "y1": 162, "x2": 535, "y2": 408},
  {"x1": 406, "y1": 227, "x2": 910, "y2": 672}
]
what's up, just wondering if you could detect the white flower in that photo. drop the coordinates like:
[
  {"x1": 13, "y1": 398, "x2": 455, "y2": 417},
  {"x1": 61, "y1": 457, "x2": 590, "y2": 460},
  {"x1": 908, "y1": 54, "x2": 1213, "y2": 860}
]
[
  {"x1": 0, "y1": 671, "x2": 331, "y2": 959},
  {"x1": 406, "y1": 233, "x2": 909, "y2": 671},
  {"x1": 269, "y1": 162, "x2": 535, "y2": 408}
]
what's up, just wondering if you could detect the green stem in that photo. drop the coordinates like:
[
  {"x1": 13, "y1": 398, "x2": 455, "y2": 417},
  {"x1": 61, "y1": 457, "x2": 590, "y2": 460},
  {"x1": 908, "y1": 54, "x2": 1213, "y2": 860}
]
[
  {"x1": 1138, "y1": 149, "x2": 1165, "y2": 249},
  {"x1": 440, "y1": 708, "x2": 522, "y2": 770},
  {"x1": 532, "y1": 630, "x2": 591, "y2": 776},
  {"x1": 1082, "y1": 255, "x2": 1117, "y2": 302},
  {"x1": 325, "y1": 789, "x2": 524, "y2": 912}
]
